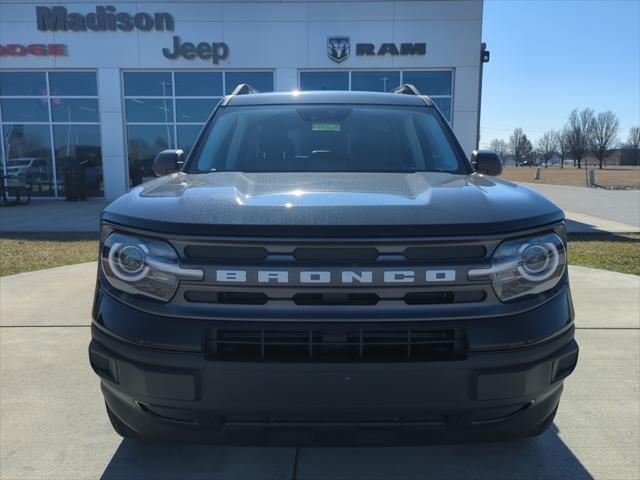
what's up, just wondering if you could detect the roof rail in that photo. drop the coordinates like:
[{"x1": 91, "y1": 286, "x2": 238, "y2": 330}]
[
  {"x1": 390, "y1": 83, "x2": 432, "y2": 106},
  {"x1": 221, "y1": 83, "x2": 257, "y2": 106},
  {"x1": 390, "y1": 84, "x2": 422, "y2": 96},
  {"x1": 230, "y1": 83, "x2": 258, "y2": 96}
]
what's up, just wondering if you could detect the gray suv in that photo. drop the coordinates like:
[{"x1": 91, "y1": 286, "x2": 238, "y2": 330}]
[{"x1": 89, "y1": 84, "x2": 578, "y2": 445}]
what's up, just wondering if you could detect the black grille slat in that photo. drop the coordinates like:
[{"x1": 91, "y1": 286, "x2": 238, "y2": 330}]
[
  {"x1": 294, "y1": 247, "x2": 379, "y2": 263},
  {"x1": 207, "y1": 327, "x2": 466, "y2": 362},
  {"x1": 184, "y1": 245, "x2": 268, "y2": 261},
  {"x1": 184, "y1": 289, "x2": 487, "y2": 306},
  {"x1": 404, "y1": 245, "x2": 487, "y2": 261}
]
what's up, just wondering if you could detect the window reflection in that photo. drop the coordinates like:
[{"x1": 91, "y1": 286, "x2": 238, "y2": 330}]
[
  {"x1": 0, "y1": 72, "x2": 47, "y2": 96},
  {"x1": 177, "y1": 125, "x2": 203, "y2": 155},
  {"x1": 127, "y1": 125, "x2": 174, "y2": 186},
  {"x1": 53, "y1": 125, "x2": 102, "y2": 197},
  {"x1": 402, "y1": 71, "x2": 452, "y2": 96},
  {"x1": 176, "y1": 99, "x2": 219, "y2": 123},
  {"x1": 123, "y1": 71, "x2": 275, "y2": 188},
  {"x1": 124, "y1": 72, "x2": 172, "y2": 96},
  {"x1": 175, "y1": 72, "x2": 222, "y2": 96},
  {"x1": 300, "y1": 72, "x2": 349, "y2": 91},
  {"x1": 225, "y1": 72, "x2": 274, "y2": 94},
  {"x1": 298, "y1": 70, "x2": 452, "y2": 121},
  {"x1": 0, "y1": 71, "x2": 102, "y2": 197},
  {"x1": 49, "y1": 72, "x2": 98, "y2": 96},
  {"x1": 0, "y1": 99, "x2": 49, "y2": 122},
  {"x1": 2, "y1": 124, "x2": 54, "y2": 196},
  {"x1": 432, "y1": 98, "x2": 451, "y2": 122},
  {"x1": 51, "y1": 99, "x2": 100, "y2": 123},
  {"x1": 125, "y1": 98, "x2": 174, "y2": 123},
  {"x1": 351, "y1": 71, "x2": 400, "y2": 92}
]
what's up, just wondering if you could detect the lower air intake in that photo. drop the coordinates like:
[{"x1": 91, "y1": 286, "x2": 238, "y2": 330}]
[{"x1": 206, "y1": 327, "x2": 467, "y2": 362}]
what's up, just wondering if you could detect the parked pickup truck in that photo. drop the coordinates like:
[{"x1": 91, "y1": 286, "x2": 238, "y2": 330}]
[{"x1": 89, "y1": 84, "x2": 578, "y2": 445}]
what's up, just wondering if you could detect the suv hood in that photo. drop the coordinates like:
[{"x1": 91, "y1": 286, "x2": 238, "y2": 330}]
[{"x1": 102, "y1": 172, "x2": 564, "y2": 236}]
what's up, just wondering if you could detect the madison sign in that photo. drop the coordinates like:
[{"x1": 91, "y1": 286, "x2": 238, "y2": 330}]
[{"x1": 36, "y1": 6, "x2": 175, "y2": 32}]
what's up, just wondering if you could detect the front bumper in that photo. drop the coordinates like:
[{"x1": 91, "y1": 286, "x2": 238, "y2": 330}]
[{"x1": 89, "y1": 292, "x2": 578, "y2": 445}]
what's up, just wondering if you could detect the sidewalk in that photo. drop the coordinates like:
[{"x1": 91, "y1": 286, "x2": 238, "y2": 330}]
[{"x1": 0, "y1": 199, "x2": 108, "y2": 233}]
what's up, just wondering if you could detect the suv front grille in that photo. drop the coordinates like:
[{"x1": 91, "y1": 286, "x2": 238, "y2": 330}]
[
  {"x1": 167, "y1": 235, "x2": 502, "y2": 316},
  {"x1": 205, "y1": 326, "x2": 467, "y2": 362}
]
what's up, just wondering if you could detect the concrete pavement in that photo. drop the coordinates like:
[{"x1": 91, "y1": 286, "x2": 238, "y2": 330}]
[
  {"x1": 1, "y1": 262, "x2": 639, "y2": 479},
  {"x1": 520, "y1": 182, "x2": 640, "y2": 233},
  {"x1": 0, "y1": 199, "x2": 108, "y2": 233}
]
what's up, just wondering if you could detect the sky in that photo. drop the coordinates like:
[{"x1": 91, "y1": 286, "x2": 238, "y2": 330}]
[{"x1": 479, "y1": 0, "x2": 640, "y2": 148}]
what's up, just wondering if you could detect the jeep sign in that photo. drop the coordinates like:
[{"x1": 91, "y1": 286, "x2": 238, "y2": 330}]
[{"x1": 162, "y1": 36, "x2": 230, "y2": 65}]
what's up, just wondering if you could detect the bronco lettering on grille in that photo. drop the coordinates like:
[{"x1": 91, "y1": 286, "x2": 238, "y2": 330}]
[{"x1": 211, "y1": 269, "x2": 456, "y2": 284}]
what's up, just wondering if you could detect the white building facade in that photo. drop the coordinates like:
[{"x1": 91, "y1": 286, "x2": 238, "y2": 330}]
[{"x1": 0, "y1": 0, "x2": 484, "y2": 199}]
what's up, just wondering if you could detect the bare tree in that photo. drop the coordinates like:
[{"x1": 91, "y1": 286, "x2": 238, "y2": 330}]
[
  {"x1": 555, "y1": 127, "x2": 571, "y2": 169},
  {"x1": 566, "y1": 108, "x2": 595, "y2": 169},
  {"x1": 522, "y1": 134, "x2": 534, "y2": 166},
  {"x1": 489, "y1": 138, "x2": 508, "y2": 158},
  {"x1": 537, "y1": 130, "x2": 558, "y2": 168},
  {"x1": 626, "y1": 126, "x2": 640, "y2": 166},
  {"x1": 591, "y1": 111, "x2": 620, "y2": 169},
  {"x1": 509, "y1": 128, "x2": 527, "y2": 166}
]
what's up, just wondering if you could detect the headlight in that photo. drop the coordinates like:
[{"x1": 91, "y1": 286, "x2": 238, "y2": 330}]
[
  {"x1": 469, "y1": 232, "x2": 566, "y2": 302},
  {"x1": 101, "y1": 232, "x2": 203, "y2": 302}
]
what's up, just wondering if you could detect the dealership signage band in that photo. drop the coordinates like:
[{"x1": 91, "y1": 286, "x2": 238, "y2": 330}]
[{"x1": 4, "y1": 6, "x2": 425, "y2": 65}]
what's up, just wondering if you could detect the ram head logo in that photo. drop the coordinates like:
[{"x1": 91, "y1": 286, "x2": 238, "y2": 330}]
[{"x1": 327, "y1": 36, "x2": 350, "y2": 63}]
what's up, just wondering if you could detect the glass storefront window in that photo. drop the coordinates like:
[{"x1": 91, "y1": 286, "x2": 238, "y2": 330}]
[
  {"x1": 299, "y1": 70, "x2": 453, "y2": 122},
  {"x1": 123, "y1": 72, "x2": 173, "y2": 96},
  {"x1": 402, "y1": 71, "x2": 452, "y2": 96},
  {"x1": 126, "y1": 124, "x2": 174, "y2": 186},
  {"x1": 51, "y1": 99, "x2": 100, "y2": 123},
  {"x1": 0, "y1": 72, "x2": 47, "y2": 96},
  {"x1": 351, "y1": 71, "x2": 400, "y2": 92},
  {"x1": 2, "y1": 124, "x2": 55, "y2": 196},
  {"x1": 225, "y1": 71, "x2": 275, "y2": 94},
  {"x1": 49, "y1": 72, "x2": 98, "y2": 96},
  {"x1": 175, "y1": 72, "x2": 222, "y2": 97},
  {"x1": 432, "y1": 98, "x2": 451, "y2": 122},
  {"x1": 176, "y1": 99, "x2": 218, "y2": 123},
  {"x1": 0, "y1": 99, "x2": 49, "y2": 123},
  {"x1": 300, "y1": 71, "x2": 349, "y2": 91},
  {"x1": 125, "y1": 99, "x2": 174, "y2": 123},
  {"x1": 123, "y1": 70, "x2": 275, "y2": 187},
  {"x1": 53, "y1": 125, "x2": 103, "y2": 197},
  {"x1": 177, "y1": 125, "x2": 204, "y2": 155},
  {"x1": 0, "y1": 71, "x2": 102, "y2": 197}
]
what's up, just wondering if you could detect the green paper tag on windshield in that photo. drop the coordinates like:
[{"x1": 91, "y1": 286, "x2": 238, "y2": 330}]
[{"x1": 312, "y1": 123, "x2": 341, "y2": 132}]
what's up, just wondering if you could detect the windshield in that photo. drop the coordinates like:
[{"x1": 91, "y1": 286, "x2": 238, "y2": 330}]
[{"x1": 189, "y1": 105, "x2": 467, "y2": 174}]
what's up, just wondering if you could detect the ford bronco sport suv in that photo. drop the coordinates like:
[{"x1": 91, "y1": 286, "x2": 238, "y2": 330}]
[{"x1": 89, "y1": 84, "x2": 578, "y2": 445}]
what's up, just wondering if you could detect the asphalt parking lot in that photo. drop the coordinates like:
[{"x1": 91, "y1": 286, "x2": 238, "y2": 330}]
[{"x1": 1, "y1": 262, "x2": 639, "y2": 480}]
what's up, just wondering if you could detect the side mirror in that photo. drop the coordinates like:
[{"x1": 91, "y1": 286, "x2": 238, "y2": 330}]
[
  {"x1": 152, "y1": 149, "x2": 185, "y2": 177},
  {"x1": 471, "y1": 150, "x2": 503, "y2": 176}
]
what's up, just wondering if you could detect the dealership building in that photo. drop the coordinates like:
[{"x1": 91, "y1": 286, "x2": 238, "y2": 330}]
[{"x1": 0, "y1": 0, "x2": 485, "y2": 200}]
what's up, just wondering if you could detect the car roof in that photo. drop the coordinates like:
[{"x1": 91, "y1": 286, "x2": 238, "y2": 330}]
[{"x1": 225, "y1": 90, "x2": 433, "y2": 107}]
